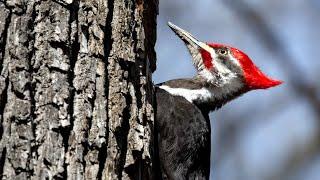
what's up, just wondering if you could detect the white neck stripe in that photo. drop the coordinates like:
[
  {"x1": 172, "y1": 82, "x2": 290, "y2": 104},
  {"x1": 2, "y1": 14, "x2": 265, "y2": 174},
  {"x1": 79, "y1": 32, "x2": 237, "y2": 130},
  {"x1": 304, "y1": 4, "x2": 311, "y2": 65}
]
[
  {"x1": 159, "y1": 78, "x2": 244, "y2": 109},
  {"x1": 159, "y1": 85, "x2": 213, "y2": 103}
]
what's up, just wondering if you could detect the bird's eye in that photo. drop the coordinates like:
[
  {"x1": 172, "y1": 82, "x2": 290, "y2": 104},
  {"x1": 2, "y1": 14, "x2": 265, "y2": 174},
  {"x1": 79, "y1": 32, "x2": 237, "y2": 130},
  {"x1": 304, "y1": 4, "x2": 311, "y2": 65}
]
[{"x1": 218, "y1": 49, "x2": 228, "y2": 55}]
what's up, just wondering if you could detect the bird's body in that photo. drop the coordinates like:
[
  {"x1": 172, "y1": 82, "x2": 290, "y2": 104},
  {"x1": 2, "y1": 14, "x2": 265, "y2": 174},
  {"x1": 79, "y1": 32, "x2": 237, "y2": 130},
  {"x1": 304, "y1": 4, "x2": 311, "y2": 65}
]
[
  {"x1": 155, "y1": 88, "x2": 210, "y2": 180},
  {"x1": 155, "y1": 78, "x2": 244, "y2": 180},
  {"x1": 155, "y1": 22, "x2": 282, "y2": 180}
]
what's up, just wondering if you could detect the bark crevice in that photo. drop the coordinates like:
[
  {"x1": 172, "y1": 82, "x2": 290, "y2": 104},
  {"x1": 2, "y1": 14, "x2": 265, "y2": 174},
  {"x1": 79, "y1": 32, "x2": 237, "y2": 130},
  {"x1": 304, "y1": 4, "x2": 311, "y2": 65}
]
[
  {"x1": 0, "y1": 147, "x2": 6, "y2": 179},
  {"x1": 64, "y1": 0, "x2": 79, "y2": 145},
  {"x1": 28, "y1": 3, "x2": 39, "y2": 177},
  {"x1": 61, "y1": 2, "x2": 79, "y2": 179},
  {"x1": 0, "y1": 77, "x2": 8, "y2": 140},
  {"x1": 96, "y1": 0, "x2": 115, "y2": 178}
]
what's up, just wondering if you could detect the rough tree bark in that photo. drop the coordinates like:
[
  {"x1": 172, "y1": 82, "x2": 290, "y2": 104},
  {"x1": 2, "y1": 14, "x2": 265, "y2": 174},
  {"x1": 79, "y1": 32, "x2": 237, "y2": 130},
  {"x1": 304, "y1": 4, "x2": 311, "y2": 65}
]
[{"x1": 0, "y1": 0, "x2": 158, "y2": 179}]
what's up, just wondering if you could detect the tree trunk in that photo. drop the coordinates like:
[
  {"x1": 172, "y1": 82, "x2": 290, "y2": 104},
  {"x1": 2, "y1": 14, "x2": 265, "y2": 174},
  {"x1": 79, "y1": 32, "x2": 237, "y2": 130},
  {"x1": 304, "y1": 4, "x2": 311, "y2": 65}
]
[{"x1": 0, "y1": 0, "x2": 158, "y2": 179}]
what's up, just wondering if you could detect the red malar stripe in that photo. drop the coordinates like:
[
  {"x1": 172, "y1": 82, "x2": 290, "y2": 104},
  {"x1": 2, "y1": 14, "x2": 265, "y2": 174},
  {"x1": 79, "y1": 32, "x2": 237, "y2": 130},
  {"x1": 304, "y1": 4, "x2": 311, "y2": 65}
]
[{"x1": 200, "y1": 49, "x2": 213, "y2": 69}]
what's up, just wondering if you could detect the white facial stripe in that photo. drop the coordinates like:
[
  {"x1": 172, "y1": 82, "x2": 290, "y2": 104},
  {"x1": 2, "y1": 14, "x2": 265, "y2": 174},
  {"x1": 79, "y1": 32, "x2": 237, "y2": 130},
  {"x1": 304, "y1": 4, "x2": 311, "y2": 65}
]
[
  {"x1": 228, "y1": 54, "x2": 241, "y2": 66},
  {"x1": 159, "y1": 85, "x2": 213, "y2": 103},
  {"x1": 215, "y1": 62, "x2": 232, "y2": 74}
]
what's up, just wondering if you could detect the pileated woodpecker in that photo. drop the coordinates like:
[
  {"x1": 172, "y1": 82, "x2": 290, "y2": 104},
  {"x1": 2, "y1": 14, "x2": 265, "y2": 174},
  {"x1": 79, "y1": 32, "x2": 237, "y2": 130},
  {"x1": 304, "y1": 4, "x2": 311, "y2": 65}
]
[{"x1": 155, "y1": 22, "x2": 282, "y2": 180}]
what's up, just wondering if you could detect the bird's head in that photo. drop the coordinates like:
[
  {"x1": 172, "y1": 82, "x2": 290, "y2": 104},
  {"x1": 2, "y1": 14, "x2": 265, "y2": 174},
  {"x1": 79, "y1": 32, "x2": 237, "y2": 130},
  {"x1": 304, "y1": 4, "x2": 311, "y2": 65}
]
[{"x1": 168, "y1": 22, "x2": 282, "y2": 92}]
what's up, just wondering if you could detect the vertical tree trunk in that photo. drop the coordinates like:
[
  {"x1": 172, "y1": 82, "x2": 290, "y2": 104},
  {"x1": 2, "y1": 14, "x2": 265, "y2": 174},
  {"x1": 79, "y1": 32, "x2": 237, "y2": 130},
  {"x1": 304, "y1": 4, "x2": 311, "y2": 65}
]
[{"x1": 0, "y1": 0, "x2": 158, "y2": 179}]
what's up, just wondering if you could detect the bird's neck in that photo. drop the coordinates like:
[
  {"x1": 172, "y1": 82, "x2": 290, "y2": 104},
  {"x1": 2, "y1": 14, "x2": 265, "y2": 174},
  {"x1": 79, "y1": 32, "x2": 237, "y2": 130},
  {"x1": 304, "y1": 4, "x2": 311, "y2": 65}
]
[{"x1": 158, "y1": 77, "x2": 246, "y2": 112}]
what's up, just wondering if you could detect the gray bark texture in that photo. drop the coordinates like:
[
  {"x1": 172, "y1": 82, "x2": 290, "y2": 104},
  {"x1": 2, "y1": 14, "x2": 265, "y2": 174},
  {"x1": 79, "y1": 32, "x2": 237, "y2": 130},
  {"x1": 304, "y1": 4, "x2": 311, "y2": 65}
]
[{"x1": 0, "y1": 0, "x2": 158, "y2": 179}]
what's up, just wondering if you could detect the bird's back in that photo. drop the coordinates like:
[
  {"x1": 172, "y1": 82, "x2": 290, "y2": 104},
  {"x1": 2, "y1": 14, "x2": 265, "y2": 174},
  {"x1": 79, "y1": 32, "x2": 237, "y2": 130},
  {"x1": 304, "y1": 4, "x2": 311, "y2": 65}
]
[{"x1": 155, "y1": 87, "x2": 211, "y2": 180}]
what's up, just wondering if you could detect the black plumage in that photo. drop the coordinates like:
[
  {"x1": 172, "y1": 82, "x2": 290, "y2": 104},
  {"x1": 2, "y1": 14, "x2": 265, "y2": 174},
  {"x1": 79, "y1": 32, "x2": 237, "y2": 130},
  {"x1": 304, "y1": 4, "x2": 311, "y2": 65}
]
[{"x1": 155, "y1": 87, "x2": 211, "y2": 180}]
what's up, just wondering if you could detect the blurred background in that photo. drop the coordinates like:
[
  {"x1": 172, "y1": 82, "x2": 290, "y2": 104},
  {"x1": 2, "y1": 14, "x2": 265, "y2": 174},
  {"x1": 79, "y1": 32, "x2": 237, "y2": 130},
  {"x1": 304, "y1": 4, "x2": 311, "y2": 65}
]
[{"x1": 153, "y1": 0, "x2": 320, "y2": 179}]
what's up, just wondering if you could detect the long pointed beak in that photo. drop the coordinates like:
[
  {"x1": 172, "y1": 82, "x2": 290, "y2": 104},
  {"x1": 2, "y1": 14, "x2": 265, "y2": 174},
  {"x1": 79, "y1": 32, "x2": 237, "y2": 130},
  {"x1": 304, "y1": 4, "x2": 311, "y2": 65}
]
[{"x1": 168, "y1": 22, "x2": 211, "y2": 52}]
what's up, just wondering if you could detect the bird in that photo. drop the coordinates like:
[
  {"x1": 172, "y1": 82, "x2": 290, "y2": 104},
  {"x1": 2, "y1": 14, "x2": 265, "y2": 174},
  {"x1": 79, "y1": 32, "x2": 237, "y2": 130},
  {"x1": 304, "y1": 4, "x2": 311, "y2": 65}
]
[{"x1": 154, "y1": 22, "x2": 282, "y2": 180}]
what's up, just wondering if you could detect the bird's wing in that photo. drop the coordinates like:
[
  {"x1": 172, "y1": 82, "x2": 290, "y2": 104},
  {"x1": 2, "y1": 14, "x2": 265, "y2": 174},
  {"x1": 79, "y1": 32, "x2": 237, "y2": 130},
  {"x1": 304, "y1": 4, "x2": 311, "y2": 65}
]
[{"x1": 155, "y1": 87, "x2": 211, "y2": 180}]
